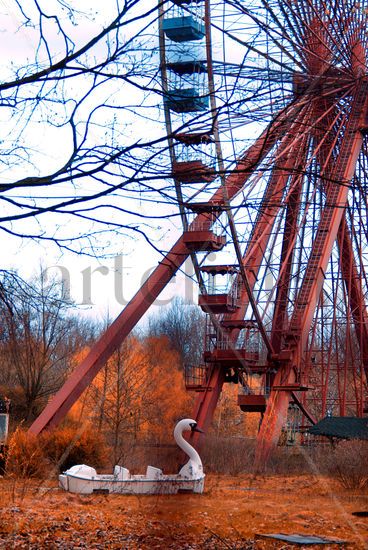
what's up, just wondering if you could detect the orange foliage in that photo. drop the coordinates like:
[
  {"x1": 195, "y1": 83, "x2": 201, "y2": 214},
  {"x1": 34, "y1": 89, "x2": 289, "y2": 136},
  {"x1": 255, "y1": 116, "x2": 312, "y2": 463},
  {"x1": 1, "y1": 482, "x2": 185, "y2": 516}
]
[
  {"x1": 71, "y1": 335, "x2": 192, "y2": 446},
  {"x1": 5, "y1": 428, "x2": 48, "y2": 478},
  {"x1": 64, "y1": 336, "x2": 260, "y2": 451},
  {"x1": 40, "y1": 424, "x2": 109, "y2": 471},
  {"x1": 138, "y1": 336, "x2": 192, "y2": 438},
  {"x1": 213, "y1": 384, "x2": 260, "y2": 438}
]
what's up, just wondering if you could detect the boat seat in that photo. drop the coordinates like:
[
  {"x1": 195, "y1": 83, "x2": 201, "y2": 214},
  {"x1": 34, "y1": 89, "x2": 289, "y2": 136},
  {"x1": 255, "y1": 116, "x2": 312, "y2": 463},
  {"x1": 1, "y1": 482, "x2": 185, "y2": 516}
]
[
  {"x1": 113, "y1": 465, "x2": 130, "y2": 480},
  {"x1": 66, "y1": 464, "x2": 97, "y2": 478},
  {"x1": 146, "y1": 465, "x2": 163, "y2": 479}
]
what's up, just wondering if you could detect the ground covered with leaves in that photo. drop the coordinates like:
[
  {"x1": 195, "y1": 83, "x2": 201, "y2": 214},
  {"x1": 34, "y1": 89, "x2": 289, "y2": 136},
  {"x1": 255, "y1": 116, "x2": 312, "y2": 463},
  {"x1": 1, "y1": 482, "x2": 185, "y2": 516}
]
[{"x1": 0, "y1": 474, "x2": 367, "y2": 549}]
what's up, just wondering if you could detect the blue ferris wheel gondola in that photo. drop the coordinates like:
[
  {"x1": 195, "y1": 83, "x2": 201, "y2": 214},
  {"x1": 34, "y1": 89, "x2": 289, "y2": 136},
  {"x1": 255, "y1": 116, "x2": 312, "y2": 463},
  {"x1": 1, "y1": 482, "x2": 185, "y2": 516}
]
[
  {"x1": 164, "y1": 88, "x2": 209, "y2": 113},
  {"x1": 162, "y1": 16, "x2": 205, "y2": 42}
]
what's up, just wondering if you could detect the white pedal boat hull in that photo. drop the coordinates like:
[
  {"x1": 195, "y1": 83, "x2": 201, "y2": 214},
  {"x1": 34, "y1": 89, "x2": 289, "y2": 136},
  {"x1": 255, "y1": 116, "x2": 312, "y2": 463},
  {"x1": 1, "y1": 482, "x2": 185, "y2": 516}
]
[
  {"x1": 58, "y1": 419, "x2": 206, "y2": 495},
  {"x1": 59, "y1": 471, "x2": 204, "y2": 495}
]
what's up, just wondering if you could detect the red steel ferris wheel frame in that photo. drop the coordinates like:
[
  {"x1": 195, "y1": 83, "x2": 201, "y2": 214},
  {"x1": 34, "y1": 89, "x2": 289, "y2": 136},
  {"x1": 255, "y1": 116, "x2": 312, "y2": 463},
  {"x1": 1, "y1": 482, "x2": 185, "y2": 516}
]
[{"x1": 29, "y1": 2, "x2": 368, "y2": 466}]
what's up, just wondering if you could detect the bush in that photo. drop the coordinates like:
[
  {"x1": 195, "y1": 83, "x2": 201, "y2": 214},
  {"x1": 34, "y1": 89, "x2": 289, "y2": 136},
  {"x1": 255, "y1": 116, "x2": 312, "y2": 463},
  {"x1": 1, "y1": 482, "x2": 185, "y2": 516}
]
[
  {"x1": 324, "y1": 440, "x2": 368, "y2": 490},
  {"x1": 4, "y1": 423, "x2": 109, "y2": 478},
  {"x1": 5, "y1": 428, "x2": 48, "y2": 478},
  {"x1": 201, "y1": 436, "x2": 255, "y2": 475},
  {"x1": 40, "y1": 424, "x2": 109, "y2": 472},
  {"x1": 0, "y1": 385, "x2": 44, "y2": 425}
]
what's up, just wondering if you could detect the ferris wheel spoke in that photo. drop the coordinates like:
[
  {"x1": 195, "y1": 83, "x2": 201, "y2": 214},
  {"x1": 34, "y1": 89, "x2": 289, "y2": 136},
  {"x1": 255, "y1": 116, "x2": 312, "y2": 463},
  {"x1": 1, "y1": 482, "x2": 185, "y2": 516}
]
[
  {"x1": 215, "y1": 22, "x2": 300, "y2": 75},
  {"x1": 229, "y1": 4, "x2": 306, "y2": 70},
  {"x1": 270, "y1": 164, "x2": 306, "y2": 353},
  {"x1": 286, "y1": 1, "x2": 352, "y2": 68},
  {"x1": 261, "y1": 0, "x2": 306, "y2": 49}
]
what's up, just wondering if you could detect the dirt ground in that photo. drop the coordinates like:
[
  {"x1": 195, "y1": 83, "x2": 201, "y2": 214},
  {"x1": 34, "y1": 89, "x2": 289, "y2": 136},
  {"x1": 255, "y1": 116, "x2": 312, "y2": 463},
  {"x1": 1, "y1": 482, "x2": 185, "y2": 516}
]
[{"x1": 0, "y1": 474, "x2": 367, "y2": 549}]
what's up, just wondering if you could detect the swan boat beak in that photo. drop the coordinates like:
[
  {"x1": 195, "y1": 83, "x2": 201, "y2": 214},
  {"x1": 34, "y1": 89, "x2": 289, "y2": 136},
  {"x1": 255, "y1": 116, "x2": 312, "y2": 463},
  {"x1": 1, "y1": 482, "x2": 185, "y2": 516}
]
[{"x1": 190, "y1": 422, "x2": 204, "y2": 434}]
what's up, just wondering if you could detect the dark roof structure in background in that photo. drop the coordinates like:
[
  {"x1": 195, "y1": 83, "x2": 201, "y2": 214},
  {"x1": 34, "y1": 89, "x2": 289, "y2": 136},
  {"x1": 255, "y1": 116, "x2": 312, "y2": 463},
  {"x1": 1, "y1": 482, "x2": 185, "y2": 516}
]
[{"x1": 308, "y1": 417, "x2": 368, "y2": 440}]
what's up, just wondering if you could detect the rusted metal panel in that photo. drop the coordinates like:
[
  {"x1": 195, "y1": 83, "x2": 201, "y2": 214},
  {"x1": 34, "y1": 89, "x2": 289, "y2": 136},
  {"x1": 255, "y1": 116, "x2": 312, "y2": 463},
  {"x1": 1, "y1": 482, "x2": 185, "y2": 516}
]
[
  {"x1": 238, "y1": 394, "x2": 267, "y2": 413},
  {"x1": 204, "y1": 348, "x2": 259, "y2": 368},
  {"x1": 182, "y1": 230, "x2": 225, "y2": 252},
  {"x1": 198, "y1": 293, "x2": 240, "y2": 314},
  {"x1": 172, "y1": 160, "x2": 216, "y2": 183}
]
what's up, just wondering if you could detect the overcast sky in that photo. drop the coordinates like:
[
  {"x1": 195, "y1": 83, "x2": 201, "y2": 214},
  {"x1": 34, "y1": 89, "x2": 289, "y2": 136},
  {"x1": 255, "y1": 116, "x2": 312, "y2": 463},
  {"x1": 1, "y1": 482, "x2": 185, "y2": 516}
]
[
  {"x1": 0, "y1": 0, "x2": 265, "y2": 323},
  {"x1": 0, "y1": 1, "x2": 191, "y2": 321}
]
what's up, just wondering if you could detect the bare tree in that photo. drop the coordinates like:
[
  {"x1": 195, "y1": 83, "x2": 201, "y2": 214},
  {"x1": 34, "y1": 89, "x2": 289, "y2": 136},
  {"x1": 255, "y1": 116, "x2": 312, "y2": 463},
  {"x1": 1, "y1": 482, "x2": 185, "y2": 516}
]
[
  {"x1": 147, "y1": 296, "x2": 206, "y2": 368},
  {"x1": 0, "y1": 0, "x2": 191, "y2": 255},
  {"x1": 0, "y1": 269, "x2": 96, "y2": 421},
  {"x1": 0, "y1": 1, "x2": 268, "y2": 258},
  {"x1": 94, "y1": 337, "x2": 146, "y2": 445}
]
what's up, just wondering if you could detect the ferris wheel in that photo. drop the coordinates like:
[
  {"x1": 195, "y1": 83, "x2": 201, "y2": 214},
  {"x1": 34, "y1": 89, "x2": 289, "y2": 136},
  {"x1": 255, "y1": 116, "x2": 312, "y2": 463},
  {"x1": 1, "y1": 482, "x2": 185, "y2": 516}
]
[
  {"x1": 30, "y1": 0, "x2": 368, "y2": 466},
  {"x1": 157, "y1": 0, "x2": 368, "y2": 461}
]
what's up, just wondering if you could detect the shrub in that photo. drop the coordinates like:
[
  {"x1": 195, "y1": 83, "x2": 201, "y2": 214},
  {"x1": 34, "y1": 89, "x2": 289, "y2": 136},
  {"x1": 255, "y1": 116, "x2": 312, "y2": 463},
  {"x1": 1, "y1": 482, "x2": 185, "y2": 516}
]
[
  {"x1": 4, "y1": 423, "x2": 110, "y2": 478},
  {"x1": 201, "y1": 436, "x2": 255, "y2": 475},
  {"x1": 40, "y1": 423, "x2": 109, "y2": 472},
  {"x1": 5, "y1": 428, "x2": 48, "y2": 478},
  {"x1": 324, "y1": 440, "x2": 368, "y2": 490}
]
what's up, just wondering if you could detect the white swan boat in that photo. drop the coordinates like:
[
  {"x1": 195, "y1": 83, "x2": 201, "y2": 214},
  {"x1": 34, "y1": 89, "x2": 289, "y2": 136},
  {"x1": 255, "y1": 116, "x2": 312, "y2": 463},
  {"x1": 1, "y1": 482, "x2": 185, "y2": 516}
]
[{"x1": 59, "y1": 418, "x2": 205, "y2": 495}]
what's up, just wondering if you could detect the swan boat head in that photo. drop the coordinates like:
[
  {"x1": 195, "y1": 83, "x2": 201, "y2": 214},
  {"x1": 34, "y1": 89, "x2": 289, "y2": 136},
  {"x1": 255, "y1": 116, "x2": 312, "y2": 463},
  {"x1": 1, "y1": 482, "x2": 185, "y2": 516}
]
[{"x1": 174, "y1": 418, "x2": 205, "y2": 480}]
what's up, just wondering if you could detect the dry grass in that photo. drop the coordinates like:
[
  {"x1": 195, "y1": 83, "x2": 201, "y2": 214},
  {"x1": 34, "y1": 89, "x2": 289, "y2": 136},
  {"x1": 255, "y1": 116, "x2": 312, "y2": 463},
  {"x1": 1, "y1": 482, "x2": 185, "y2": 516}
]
[
  {"x1": 321, "y1": 440, "x2": 368, "y2": 490},
  {"x1": 4, "y1": 429, "x2": 367, "y2": 482},
  {"x1": 0, "y1": 473, "x2": 367, "y2": 548},
  {"x1": 201, "y1": 436, "x2": 255, "y2": 474},
  {"x1": 1, "y1": 433, "x2": 367, "y2": 548}
]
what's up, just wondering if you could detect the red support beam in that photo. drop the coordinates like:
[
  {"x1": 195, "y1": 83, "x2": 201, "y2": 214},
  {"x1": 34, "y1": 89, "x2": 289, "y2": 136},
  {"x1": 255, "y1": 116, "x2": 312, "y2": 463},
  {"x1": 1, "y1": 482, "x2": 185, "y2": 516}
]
[
  {"x1": 234, "y1": 155, "x2": 296, "y2": 300},
  {"x1": 311, "y1": 88, "x2": 368, "y2": 410},
  {"x1": 29, "y1": 238, "x2": 191, "y2": 434},
  {"x1": 222, "y1": 125, "x2": 308, "y2": 333},
  {"x1": 289, "y1": 88, "x2": 367, "y2": 347},
  {"x1": 337, "y1": 217, "x2": 368, "y2": 385},
  {"x1": 190, "y1": 365, "x2": 226, "y2": 446},
  {"x1": 255, "y1": 367, "x2": 297, "y2": 468},
  {"x1": 270, "y1": 151, "x2": 306, "y2": 354}
]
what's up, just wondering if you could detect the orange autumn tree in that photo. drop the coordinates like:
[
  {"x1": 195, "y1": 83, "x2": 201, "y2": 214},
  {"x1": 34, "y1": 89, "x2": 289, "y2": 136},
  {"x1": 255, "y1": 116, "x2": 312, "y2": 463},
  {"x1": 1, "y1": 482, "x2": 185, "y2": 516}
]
[
  {"x1": 75, "y1": 335, "x2": 192, "y2": 462},
  {"x1": 213, "y1": 384, "x2": 261, "y2": 439},
  {"x1": 137, "y1": 336, "x2": 192, "y2": 439},
  {"x1": 68, "y1": 346, "x2": 93, "y2": 425}
]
